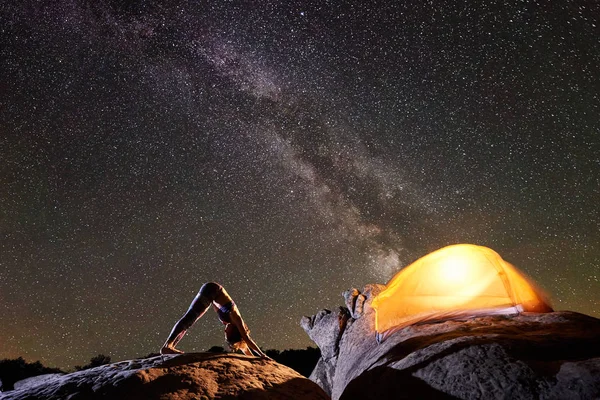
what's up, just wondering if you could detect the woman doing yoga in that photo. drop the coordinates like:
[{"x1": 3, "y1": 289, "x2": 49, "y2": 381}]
[{"x1": 161, "y1": 282, "x2": 268, "y2": 358}]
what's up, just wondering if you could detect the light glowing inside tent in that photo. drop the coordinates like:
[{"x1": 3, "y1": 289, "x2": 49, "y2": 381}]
[
  {"x1": 439, "y1": 254, "x2": 471, "y2": 283},
  {"x1": 371, "y1": 244, "x2": 553, "y2": 334}
]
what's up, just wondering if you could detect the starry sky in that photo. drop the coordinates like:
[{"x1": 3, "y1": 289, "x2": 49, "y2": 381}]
[{"x1": 1, "y1": 0, "x2": 599, "y2": 370}]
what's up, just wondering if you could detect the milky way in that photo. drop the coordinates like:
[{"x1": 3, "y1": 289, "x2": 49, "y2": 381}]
[{"x1": 1, "y1": 0, "x2": 599, "y2": 369}]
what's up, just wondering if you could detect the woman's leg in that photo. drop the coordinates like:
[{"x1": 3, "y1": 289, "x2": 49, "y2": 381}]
[{"x1": 161, "y1": 283, "x2": 221, "y2": 353}]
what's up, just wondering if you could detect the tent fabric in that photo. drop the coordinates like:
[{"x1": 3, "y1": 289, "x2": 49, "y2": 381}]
[{"x1": 371, "y1": 244, "x2": 553, "y2": 334}]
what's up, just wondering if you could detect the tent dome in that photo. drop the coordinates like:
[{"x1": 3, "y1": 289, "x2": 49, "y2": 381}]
[{"x1": 371, "y1": 244, "x2": 552, "y2": 334}]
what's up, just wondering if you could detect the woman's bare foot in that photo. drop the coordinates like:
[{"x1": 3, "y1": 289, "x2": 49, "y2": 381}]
[{"x1": 160, "y1": 345, "x2": 184, "y2": 355}]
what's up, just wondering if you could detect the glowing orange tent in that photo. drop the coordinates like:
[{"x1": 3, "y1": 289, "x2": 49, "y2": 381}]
[{"x1": 371, "y1": 244, "x2": 552, "y2": 334}]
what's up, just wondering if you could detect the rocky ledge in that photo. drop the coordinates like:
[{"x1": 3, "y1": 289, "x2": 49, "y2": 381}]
[
  {"x1": 1, "y1": 353, "x2": 329, "y2": 400},
  {"x1": 302, "y1": 284, "x2": 600, "y2": 400}
]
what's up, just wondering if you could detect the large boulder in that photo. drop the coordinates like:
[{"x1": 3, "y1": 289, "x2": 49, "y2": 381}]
[
  {"x1": 302, "y1": 285, "x2": 600, "y2": 400},
  {"x1": 1, "y1": 353, "x2": 329, "y2": 400}
]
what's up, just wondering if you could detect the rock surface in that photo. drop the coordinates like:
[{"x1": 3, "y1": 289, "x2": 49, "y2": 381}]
[
  {"x1": 0, "y1": 353, "x2": 329, "y2": 400},
  {"x1": 13, "y1": 374, "x2": 64, "y2": 391},
  {"x1": 302, "y1": 285, "x2": 600, "y2": 400}
]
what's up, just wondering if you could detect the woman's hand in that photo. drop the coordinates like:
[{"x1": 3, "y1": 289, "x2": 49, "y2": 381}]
[{"x1": 256, "y1": 351, "x2": 272, "y2": 360}]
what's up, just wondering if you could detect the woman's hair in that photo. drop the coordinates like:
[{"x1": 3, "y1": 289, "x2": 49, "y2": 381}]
[{"x1": 225, "y1": 323, "x2": 243, "y2": 349}]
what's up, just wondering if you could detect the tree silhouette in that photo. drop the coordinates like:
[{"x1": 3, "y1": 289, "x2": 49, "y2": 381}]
[
  {"x1": 0, "y1": 357, "x2": 63, "y2": 391},
  {"x1": 267, "y1": 347, "x2": 321, "y2": 377},
  {"x1": 74, "y1": 354, "x2": 111, "y2": 371},
  {"x1": 207, "y1": 346, "x2": 225, "y2": 353}
]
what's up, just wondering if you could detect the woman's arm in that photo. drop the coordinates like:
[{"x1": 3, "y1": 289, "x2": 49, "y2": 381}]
[{"x1": 229, "y1": 311, "x2": 269, "y2": 358}]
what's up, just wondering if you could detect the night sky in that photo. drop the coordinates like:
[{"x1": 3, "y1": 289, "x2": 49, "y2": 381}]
[{"x1": 1, "y1": 0, "x2": 599, "y2": 370}]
